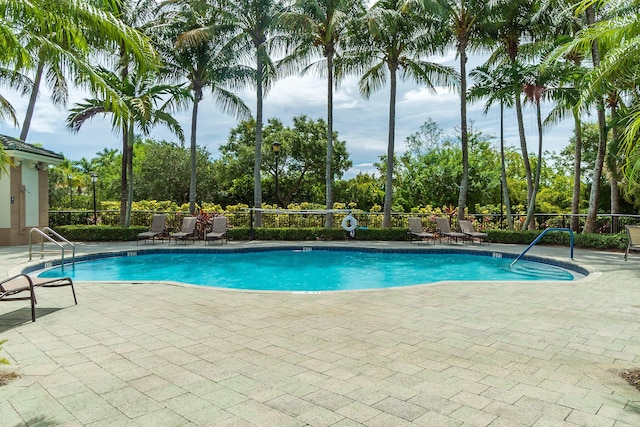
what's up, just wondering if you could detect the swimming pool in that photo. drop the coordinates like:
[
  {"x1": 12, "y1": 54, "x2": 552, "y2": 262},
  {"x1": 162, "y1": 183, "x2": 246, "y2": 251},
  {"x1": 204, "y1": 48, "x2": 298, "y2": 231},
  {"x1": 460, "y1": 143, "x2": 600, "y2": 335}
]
[{"x1": 36, "y1": 248, "x2": 578, "y2": 291}]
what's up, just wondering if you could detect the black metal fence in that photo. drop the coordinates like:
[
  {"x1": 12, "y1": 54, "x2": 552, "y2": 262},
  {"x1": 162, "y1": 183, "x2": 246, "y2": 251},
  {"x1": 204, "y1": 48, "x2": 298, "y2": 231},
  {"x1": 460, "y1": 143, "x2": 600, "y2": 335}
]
[{"x1": 49, "y1": 210, "x2": 640, "y2": 234}]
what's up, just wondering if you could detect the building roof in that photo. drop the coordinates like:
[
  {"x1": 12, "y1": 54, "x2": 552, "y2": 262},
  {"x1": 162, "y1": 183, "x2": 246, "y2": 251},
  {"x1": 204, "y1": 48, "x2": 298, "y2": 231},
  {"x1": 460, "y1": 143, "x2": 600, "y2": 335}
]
[{"x1": 0, "y1": 134, "x2": 64, "y2": 161}]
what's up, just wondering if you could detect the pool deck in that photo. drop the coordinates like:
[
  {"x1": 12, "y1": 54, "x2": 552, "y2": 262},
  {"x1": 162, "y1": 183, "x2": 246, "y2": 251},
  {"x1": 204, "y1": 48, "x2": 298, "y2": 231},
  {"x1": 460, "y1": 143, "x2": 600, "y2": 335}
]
[{"x1": 0, "y1": 240, "x2": 639, "y2": 426}]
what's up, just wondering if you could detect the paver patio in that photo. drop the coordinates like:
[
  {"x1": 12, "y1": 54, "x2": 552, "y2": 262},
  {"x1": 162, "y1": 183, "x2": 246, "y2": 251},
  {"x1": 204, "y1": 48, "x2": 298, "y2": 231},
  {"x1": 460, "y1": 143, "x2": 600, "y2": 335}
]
[{"x1": 0, "y1": 241, "x2": 639, "y2": 426}]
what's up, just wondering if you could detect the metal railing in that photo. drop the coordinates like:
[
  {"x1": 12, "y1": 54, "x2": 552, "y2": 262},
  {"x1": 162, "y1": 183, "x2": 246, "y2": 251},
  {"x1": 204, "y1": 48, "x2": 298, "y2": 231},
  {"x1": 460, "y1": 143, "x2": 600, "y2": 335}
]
[
  {"x1": 510, "y1": 228, "x2": 574, "y2": 267},
  {"x1": 29, "y1": 227, "x2": 75, "y2": 265},
  {"x1": 48, "y1": 210, "x2": 640, "y2": 234}
]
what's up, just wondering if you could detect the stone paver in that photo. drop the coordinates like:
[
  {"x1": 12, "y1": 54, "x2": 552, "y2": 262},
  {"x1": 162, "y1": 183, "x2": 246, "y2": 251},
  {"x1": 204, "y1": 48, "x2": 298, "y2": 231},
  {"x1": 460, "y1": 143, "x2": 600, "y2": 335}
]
[{"x1": 0, "y1": 240, "x2": 639, "y2": 426}]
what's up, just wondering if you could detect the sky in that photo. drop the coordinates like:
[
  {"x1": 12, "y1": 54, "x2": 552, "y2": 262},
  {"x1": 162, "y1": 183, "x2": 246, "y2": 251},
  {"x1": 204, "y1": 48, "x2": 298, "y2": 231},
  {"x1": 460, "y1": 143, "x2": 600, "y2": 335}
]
[{"x1": 2, "y1": 52, "x2": 575, "y2": 178}]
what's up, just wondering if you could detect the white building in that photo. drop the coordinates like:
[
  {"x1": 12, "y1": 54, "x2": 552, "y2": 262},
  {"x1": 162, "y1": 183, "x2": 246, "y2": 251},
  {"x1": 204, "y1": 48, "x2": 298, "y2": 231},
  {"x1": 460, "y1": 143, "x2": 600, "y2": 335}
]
[{"x1": 0, "y1": 134, "x2": 64, "y2": 246}]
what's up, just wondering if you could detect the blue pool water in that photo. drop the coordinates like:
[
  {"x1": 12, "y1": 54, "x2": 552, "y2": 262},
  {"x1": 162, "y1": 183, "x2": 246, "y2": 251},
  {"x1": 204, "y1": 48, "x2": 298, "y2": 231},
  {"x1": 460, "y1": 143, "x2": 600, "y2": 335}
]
[{"x1": 37, "y1": 249, "x2": 576, "y2": 291}]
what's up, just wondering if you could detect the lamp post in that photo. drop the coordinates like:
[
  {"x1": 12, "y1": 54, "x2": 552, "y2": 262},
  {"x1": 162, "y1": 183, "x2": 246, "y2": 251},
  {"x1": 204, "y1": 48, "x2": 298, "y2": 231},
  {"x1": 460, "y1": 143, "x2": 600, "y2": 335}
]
[
  {"x1": 91, "y1": 172, "x2": 97, "y2": 225},
  {"x1": 272, "y1": 142, "x2": 281, "y2": 205}
]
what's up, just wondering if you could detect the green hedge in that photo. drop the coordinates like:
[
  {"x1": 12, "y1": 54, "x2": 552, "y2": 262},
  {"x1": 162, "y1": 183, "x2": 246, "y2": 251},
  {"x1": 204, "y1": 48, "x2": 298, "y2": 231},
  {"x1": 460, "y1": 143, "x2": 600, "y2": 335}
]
[
  {"x1": 53, "y1": 225, "x2": 628, "y2": 250},
  {"x1": 487, "y1": 230, "x2": 627, "y2": 249},
  {"x1": 228, "y1": 227, "x2": 411, "y2": 241},
  {"x1": 57, "y1": 225, "x2": 147, "y2": 241}
]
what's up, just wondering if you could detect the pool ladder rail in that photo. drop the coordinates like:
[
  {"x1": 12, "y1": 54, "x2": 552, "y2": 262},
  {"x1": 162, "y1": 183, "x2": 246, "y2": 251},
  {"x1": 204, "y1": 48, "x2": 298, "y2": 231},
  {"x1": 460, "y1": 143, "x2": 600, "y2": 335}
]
[
  {"x1": 29, "y1": 227, "x2": 75, "y2": 265},
  {"x1": 510, "y1": 228, "x2": 574, "y2": 268}
]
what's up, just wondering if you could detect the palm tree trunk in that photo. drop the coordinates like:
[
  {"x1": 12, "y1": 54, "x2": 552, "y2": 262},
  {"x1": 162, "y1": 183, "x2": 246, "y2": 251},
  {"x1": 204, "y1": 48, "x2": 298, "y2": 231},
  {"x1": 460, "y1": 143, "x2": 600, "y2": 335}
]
[
  {"x1": 583, "y1": 5, "x2": 607, "y2": 234},
  {"x1": 20, "y1": 54, "x2": 45, "y2": 141},
  {"x1": 120, "y1": 124, "x2": 128, "y2": 227},
  {"x1": 500, "y1": 103, "x2": 513, "y2": 230},
  {"x1": 324, "y1": 53, "x2": 334, "y2": 229},
  {"x1": 570, "y1": 110, "x2": 582, "y2": 232},
  {"x1": 457, "y1": 47, "x2": 469, "y2": 222},
  {"x1": 189, "y1": 95, "x2": 200, "y2": 215},
  {"x1": 515, "y1": 93, "x2": 533, "y2": 205},
  {"x1": 609, "y1": 98, "x2": 620, "y2": 216},
  {"x1": 125, "y1": 122, "x2": 134, "y2": 227},
  {"x1": 523, "y1": 101, "x2": 543, "y2": 230},
  {"x1": 254, "y1": 51, "x2": 264, "y2": 227},
  {"x1": 383, "y1": 65, "x2": 397, "y2": 228}
]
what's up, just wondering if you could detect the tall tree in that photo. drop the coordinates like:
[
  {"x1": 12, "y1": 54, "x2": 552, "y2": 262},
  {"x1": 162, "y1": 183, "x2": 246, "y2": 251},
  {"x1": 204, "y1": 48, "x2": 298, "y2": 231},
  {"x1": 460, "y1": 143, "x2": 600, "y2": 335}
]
[
  {"x1": 228, "y1": 0, "x2": 286, "y2": 226},
  {"x1": 66, "y1": 68, "x2": 187, "y2": 226},
  {"x1": 346, "y1": 0, "x2": 458, "y2": 227},
  {"x1": 418, "y1": 0, "x2": 488, "y2": 222},
  {"x1": 468, "y1": 63, "x2": 517, "y2": 229},
  {"x1": 280, "y1": 0, "x2": 365, "y2": 228},
  {"x1": 0, "y1": 0, "x2": 157, "y2": 143},
  {"x1": 158, "y1": 0, "x2": 252, "y2": 215}
]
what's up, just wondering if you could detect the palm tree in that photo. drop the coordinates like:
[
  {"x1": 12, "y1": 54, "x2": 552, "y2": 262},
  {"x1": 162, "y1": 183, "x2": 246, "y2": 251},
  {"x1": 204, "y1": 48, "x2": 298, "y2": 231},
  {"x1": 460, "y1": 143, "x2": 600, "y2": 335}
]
[
  {"x1": 544, "y1": 56, "x2": 587, "y2": 232},
  {"x1": 227, "y1": 0, "x2": 287, "y2": 227},
  {"x1": 346, "y1": 0, "x2": 458, "y2": 228},
  {"x1": 468, "y1": 63, "x2": 516, "y2": 229},
  {"x1": 280, "y1": 0, "x2": 365, "y2": 227},
  {"x1": 157, "y1": 0, "x2": 252, "y2": 215},
  {"x1": 521, "y1": 66, "x2": 548, "y2": 230},
  {"x1": 0, "y1": 0, "x2": 158, "y2": 141},
  {"x1": 559, "y1": 0, "x2": 639, "y2": 231},
  {"x1": 484, "y1": 0, "x2": 553, "y2": 227},
  {"x1": 417, "y1": 0, "x2": 488, "y2": 222},
  {"x1": 66, "y1": 67, "x2": 188, "y2": 226}
]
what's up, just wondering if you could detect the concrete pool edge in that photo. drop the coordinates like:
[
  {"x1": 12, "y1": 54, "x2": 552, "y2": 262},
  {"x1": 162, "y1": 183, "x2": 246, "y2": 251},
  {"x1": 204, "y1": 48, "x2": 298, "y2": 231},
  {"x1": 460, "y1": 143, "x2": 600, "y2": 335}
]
[{"x1": 21, "y1": 242, "x2": 596, "y2": 288}]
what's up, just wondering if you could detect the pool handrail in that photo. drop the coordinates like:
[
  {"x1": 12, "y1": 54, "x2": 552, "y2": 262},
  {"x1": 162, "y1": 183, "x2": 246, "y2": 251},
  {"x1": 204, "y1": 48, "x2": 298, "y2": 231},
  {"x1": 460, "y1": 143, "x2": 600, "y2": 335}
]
[
  {"x1": 510, "y1": 228, "x2": 574, "y2": 267},
  {"x1": 29, "y1": 227, "x2": 75, "y2": 265}
]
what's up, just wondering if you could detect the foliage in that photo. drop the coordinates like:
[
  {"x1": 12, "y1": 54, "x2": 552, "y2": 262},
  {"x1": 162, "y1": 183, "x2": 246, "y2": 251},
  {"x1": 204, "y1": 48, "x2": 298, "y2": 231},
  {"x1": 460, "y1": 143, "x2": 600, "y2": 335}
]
[
  {"x1": 486, "y1": 229, "x2": 627, "y2": 249},
  {"x1": 56, "y1": 225, "x2": 147, "y2": 242},
  {"x1": 0, "y1": 339, "x2": 9, "y2": 365},
  {"x1": 217, "y1": 116, "x2": 352, "y2": 206}
]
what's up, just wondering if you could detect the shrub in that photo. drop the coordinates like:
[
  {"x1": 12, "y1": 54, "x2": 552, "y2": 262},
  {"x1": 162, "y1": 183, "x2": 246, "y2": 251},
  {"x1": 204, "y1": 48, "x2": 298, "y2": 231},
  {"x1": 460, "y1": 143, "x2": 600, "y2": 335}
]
[{"x1": 57, "y1": 225, "x2": 146, "y2": 241}]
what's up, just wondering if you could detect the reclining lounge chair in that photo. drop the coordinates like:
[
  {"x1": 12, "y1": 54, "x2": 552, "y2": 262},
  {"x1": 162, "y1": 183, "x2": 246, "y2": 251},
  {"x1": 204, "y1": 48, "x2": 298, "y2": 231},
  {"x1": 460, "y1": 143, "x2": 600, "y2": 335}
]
[
  {"x1": 408, "y1": 217, "x2": 435, "y2": 244},
  {"x1": 625, "y1": 225, "x2": 640, "y2": 261},
  {"x1": 170, "y1": 217, "x2": 197, "y2": 244},
  {"x1": 458, "y1": 220, "x2": 489, "y2": 244},
  {"x1": 0, "y1": 274, "x2": 77, "y2": 322},
  {"x1": 137, "y1": 214, "x2": 167, "y2": 245},
  {"x1": 435, "y1": 217, "x2": 466, "y2": 244},
  {"x1": 205, "y1": 216, "x2": 228, "y2": 246}
]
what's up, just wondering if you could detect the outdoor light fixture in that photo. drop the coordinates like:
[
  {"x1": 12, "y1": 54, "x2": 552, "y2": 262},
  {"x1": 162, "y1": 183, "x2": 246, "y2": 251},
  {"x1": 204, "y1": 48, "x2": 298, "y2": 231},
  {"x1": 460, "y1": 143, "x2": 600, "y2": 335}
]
[{"x1": 272, "y1": 142, "x2": 281, "y2": 204}]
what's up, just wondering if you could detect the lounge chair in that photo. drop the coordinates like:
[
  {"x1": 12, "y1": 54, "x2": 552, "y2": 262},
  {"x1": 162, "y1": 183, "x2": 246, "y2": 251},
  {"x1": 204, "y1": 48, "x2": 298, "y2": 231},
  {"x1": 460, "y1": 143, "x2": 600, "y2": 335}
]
[
  {"x1": 624, "y1": 225, "x2": 640, "y2": 261},
  {"x1": 205, "y1": 216, "x2": 228, "y2": 246},
  {"x1": 1, "y1": 274, "x2": 77, "y2": 322},
  {"x1": 408, "y1": 217, "x2": 435, "y2": 244},
  {"x1": 434, "y1": 217, "x2": 466, "y2": 244},
  {"x1": 459, "y1": 220, "x2": 489, "y2": 244},
  {"x1": 169, "y1": 216, "x2": 197, "y2": 244},
  {"x1": 137, "y1": 214, "x2": 167, "y2": 245}
]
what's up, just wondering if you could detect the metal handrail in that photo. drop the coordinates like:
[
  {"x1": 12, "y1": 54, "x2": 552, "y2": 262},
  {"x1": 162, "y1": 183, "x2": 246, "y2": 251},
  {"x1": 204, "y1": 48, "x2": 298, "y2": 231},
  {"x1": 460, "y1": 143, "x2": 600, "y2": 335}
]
[
  {"x1": 29, "y1": 227, "x2": 75, "y2": 265},
  {"x1": 510, "y1": 227, "x2": 574, "y2": 267}
]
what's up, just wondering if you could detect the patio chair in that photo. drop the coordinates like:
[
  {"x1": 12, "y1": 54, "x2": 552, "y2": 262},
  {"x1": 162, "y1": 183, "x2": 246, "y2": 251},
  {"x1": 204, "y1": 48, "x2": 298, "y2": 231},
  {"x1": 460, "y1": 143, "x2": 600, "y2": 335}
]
[
  {"x1": 169, "y1": 216, "x2": 197, "y2": 244},
  {"x1": 1, "y1": 274, "x2": 77, "y2": 322},
  {"x1": 408, "y1": 217, "x2": 435, "y2": 244},
  {"x1": 205, "y1": 216, "x2": 228, "y2": 246},
  {"x1": 434, "y1": 217, "x2": 466, "y2": 244},
  {"x1": 137, "y1": 214, "x2": 167, "y2": 245},
  {"x1": 624, "y1": 225, "x2": 640, "y2": 261},
  {"x1": 458, "y1": 220, "x2": 489, "y2": 244}
]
